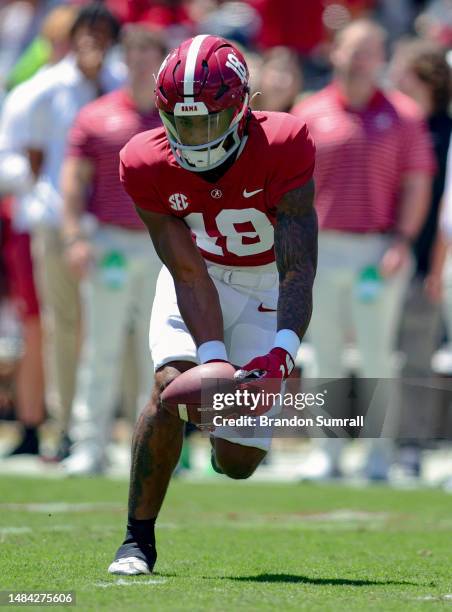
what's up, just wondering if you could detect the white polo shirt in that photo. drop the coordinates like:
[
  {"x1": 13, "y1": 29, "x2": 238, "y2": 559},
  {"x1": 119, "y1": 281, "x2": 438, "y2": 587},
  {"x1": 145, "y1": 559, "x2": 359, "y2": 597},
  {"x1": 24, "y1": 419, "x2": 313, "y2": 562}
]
[
  {"x1": 0, "y1": 53, "x2": 124, "y2": 230},
  {"x1": 0, "y1": 67, "x2": 46, "y2": 207}
]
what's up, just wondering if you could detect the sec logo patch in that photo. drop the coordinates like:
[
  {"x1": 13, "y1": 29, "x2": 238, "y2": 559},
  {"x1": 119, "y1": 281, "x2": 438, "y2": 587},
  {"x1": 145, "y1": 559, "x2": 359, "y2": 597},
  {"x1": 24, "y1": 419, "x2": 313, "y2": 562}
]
[{"x1": 169, "y1": 193, "x2": 189, "y2": 211}]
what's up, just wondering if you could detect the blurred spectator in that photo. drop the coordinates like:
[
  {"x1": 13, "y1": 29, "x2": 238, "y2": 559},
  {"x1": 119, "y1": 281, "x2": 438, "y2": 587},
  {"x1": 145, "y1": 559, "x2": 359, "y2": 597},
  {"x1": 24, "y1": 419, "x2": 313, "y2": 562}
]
[
  {"x1": 389, "y1": 38, "x2": 451, "y2": 477},
  {"x1": 247, "y1": 1, "x2": 377, "y2": 53},
  {"x1": 430, "y1": 138, "x2": 452, "y2": 498},
  {"x1": 119, "y1": 0, "x2": 198, "y2": 47},
  {"x1": 434, "y1": 136, "x2": 452, "y2": 351},
  {"x1": 123, "y1": 0, "x2": 194, "y2": 24},
  {"x1": 197, "y1": 1, "x2": 260, "y2": 48},
  {"x1": 0, "y1": 210, "x2": 23, "y2": 417},
  {"x1": 61, "y1": 25, "x2": 165, "y2": 475},
  {"x1": 247, "y1": 0, "x2": 377, "y2": 90},
  {"x1": 293, "y1": 19, "x2": 435, "y2": 480},
  {"x1": 376, "y1": 0, "x2": 419, "y2": 43},
  {"x1": 248, "y1": 0, "x2": 325, "y2": 55},
  {"x1": 415, "y1": 0, "x2": 452, "y2": 48},
  {"x1": 0, "y1": 197, "x2": 42, "y2": 455},
  {"x1": 251, "y1": 47, "x2": 302, "y2": 113},
  {"x1": 391, "y1": 42, "x2": 451, "y2": 333},
  {"x1": 0, "y1": 198, "x2": 45, "y2": 455},
  {"x1": 0, "y1": 4, "x2": 77, "y2": 456},
  {"x1": 6, "y1": 4, "x2": 79, "y2": 91},
  {"x1": 0, "y1": 2, "x2": 122, "y2": 459},
  {"x1": 391, "y1": 39, "x2": 451, "y2": 305},
  {"x1": 0, "y1": 0, "x2": 61, "y2": 97}
]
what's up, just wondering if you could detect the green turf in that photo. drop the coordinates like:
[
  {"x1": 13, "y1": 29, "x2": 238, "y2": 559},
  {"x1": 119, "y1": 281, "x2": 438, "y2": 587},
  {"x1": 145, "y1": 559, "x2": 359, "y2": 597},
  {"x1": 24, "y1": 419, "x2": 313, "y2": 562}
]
[{"x1": 0, "y1": 476, "x2": 451, "y2": 611}]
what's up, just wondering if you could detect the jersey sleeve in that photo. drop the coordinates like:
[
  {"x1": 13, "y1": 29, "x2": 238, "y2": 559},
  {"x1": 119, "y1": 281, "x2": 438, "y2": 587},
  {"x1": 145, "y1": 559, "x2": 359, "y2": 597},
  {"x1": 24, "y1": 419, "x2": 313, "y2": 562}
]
[
  {"x1": 267, "y1": 116, "x2": 316, "y2": 207},
  {"x1": 119, "y1": 138, "x2": 169, "y2": 215},
  {"x1": 67, "y1": 108, "x2": 95, "y2": 159}
]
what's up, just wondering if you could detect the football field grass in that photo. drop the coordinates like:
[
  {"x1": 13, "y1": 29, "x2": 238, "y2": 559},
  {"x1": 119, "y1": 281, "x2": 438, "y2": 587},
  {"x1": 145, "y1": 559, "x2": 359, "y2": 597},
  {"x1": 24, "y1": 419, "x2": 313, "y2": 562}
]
[{"x1": 0, "y1": 476, "x2": 451, "y2": 611}]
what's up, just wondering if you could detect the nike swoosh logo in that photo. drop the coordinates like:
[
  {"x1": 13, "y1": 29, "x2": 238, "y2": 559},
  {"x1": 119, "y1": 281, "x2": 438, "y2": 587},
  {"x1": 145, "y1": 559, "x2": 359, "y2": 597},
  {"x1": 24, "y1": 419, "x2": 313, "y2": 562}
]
[
  {"x1": 258, "y1": 303, "x2": 277, "y2": 313},
  {"x1": 243, "y1": 188, "x2": 264, "y2": 198}
]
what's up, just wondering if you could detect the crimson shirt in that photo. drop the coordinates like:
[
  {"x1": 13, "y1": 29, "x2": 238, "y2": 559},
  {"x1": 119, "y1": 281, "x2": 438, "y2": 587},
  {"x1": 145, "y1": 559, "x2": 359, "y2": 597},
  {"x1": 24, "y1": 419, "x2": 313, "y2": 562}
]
[
  {"x1": 248, "y1": 0, "x2": 324, "y2": 54},
  {"x1": 292, "y1": 84, "x2": 435, "y2": 233},
  {"x1": 247, "y1": 0, "x2": 375, "y2": 54},
  {"x1": 68, "y1": 89, "x2": 161, "y2": 229},
  {"x1": 120, "y1": 111, "x2": 315, "y2": 267}
]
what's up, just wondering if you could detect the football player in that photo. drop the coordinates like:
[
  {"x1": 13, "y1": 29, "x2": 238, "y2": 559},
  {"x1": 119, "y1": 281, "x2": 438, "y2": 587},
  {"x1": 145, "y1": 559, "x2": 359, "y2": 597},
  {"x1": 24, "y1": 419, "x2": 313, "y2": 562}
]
[{"x1": 109, "y1": 35, "x2": 317, "y2": 575}]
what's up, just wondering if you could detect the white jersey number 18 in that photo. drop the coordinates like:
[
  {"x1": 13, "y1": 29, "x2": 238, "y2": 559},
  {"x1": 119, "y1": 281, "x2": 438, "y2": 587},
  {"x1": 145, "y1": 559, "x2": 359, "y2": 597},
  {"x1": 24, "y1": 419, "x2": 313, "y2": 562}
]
[{"x1": 185, "y1": 208, "x2": 274, "y2": 257}]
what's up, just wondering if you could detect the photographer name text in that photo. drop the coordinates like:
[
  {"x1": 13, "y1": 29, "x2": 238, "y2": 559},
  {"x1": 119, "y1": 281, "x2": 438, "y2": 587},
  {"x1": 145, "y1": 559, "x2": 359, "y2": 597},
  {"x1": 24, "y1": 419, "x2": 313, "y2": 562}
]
[{"x1": 212, "y1": 415, "x2": 364, "y2": 428}]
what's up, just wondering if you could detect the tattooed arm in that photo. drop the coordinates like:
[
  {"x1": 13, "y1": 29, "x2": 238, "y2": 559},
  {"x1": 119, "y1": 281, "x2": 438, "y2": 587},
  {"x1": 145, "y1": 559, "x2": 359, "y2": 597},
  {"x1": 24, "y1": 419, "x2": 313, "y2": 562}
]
[
  {"x1": 239, "y1": 179, "x2": 317, "y2": 379},
  {"x1": 275, "y1": 178, "x2": 317, "y2": 340}
]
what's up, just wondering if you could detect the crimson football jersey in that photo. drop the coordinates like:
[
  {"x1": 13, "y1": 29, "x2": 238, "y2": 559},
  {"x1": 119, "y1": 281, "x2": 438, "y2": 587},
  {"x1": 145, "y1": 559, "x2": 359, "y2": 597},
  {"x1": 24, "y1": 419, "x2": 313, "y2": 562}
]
[{"x1": 119, "y1": 111, "x2": 315, "y2": 267}]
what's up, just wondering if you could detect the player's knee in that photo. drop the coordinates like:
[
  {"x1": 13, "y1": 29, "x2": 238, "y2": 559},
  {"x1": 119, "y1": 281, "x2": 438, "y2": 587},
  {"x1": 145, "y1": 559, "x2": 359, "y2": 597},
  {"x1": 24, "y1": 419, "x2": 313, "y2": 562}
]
[
  {"x1": 152, "y1": 361, "x2": 196, "y2": 420},
  {"x1": 154, "y1": 361, "x2": 196, "y2": 394},
  {"x1": 152, "y1": 366, "x2": 176, "y2": 404},
  {"x1": 154, "y1": 366, "x2": 178, "y2": 394},
  {"x1": 214, "y1": 439, "x2": 266, "y2": 480}
]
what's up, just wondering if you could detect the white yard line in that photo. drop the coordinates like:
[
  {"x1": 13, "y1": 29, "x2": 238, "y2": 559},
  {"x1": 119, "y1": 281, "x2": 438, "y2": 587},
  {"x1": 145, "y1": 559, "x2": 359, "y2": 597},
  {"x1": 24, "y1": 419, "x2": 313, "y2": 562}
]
[
  {"x1": 94, "y1": 578, "x2": 167, "y2": 588},
  {"x1": 414, "y1": 594, "x2": 452, "y2": 601},
  {"x1": 0, "y1": 527, "x2": 31, "y2": 534},
  {"x1": 0, "y1": 502, "x2": 123, "y2": 513}
]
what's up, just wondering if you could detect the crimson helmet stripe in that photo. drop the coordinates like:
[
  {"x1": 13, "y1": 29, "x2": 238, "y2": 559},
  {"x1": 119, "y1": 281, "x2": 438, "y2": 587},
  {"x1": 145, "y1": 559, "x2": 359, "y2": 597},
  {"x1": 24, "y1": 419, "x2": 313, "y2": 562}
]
[{"x1": 183, "y1": 34, "x2": 209, "y2": 100}]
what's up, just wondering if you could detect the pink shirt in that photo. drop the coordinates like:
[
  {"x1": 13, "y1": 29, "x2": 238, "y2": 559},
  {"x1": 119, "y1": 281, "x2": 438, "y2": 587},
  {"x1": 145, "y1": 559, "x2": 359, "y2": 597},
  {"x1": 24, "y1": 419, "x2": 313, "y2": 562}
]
[
  {"x1": 68, "y1": 89, "x2": 161, "y2": 229},
  {"x1": 292, "y1": 84, "x2": 435, "y2": 233}
]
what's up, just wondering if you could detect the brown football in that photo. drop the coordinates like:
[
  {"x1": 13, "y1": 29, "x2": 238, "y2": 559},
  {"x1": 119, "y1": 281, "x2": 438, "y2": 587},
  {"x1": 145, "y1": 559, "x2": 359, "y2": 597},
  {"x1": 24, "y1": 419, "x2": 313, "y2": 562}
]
[{"x1": 160, "y1": 362, "x2": 239, "y2": 425}]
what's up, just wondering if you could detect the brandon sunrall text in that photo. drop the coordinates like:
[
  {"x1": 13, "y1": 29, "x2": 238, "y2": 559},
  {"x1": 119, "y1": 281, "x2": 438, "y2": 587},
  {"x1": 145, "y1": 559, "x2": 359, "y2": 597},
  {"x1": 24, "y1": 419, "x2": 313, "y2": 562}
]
[{"x1": 212, "y1": 414, "x2": 365, "y2": 428}]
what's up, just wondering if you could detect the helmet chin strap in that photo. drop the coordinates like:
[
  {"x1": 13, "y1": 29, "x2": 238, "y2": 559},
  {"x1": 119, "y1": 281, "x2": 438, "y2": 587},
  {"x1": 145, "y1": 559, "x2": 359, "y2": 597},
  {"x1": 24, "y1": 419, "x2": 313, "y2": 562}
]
[
  {"x1": 170, "y1": 94, "x2": 250, "y2": 172},
  {"x1": 183, "y1": 143, "x2": 228, "y2": 169},
  {"x1": 169, "y1": 127, "x2": 241, "y2": 172}
]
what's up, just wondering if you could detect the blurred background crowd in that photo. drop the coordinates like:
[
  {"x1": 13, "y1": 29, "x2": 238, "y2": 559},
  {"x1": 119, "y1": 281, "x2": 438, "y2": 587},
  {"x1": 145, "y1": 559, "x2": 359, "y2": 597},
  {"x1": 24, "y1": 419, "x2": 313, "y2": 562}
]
[{"x1": 0, "y1": 0, "x2": 451, "y2": 485}]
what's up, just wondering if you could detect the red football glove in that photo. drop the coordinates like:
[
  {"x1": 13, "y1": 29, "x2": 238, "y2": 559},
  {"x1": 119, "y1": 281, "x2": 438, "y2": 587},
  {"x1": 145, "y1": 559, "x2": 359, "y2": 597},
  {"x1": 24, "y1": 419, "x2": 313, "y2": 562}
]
[{"x1": 237, "y1": 348, "x2": 295, "y2": 381}]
